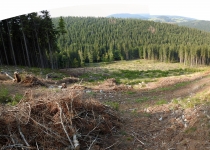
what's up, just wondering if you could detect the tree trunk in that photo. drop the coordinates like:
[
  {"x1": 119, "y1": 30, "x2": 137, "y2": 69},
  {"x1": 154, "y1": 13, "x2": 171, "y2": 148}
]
[
  {"x1": 20, "y1": 17, "x2": 31, "y2": 67},
  {"x1": 46, "y1": 32, "x2": 54, "y2": 69},
  {"x1": 0, "y1": 27, "x2": 9, "y2": 65},
  {"x1": 6, "y1": 20, "x2": 17, "y2": 66},
  {"x1": 20, "y1": 39, "x2": 27, "y2": 66},
  {"x1": 34, "y1": 29, "x2": 44, "y2": 68}
]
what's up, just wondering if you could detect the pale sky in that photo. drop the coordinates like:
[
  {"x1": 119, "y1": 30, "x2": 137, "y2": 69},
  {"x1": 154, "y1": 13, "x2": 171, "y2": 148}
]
[{"x1": 1, "y1": 0, "x2": 210, "y2": 20}]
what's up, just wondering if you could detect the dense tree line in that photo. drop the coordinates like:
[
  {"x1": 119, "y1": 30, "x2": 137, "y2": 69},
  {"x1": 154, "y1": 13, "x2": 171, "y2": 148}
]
[
  {"x1": 2, "y1": 14, "x2": 210, "y2": 69},
  {"x1": 178, "y1": 20, "x2": 210, "y2": 32},
  {"x1": 52, "y1": 17, "x2": 210, "y2": 68},
  {"x1": 0, "y1": 11, "x2": 58, "y2": 68}
]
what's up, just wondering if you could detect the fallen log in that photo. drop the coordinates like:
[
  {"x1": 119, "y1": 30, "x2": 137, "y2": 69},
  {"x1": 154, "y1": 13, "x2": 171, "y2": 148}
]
[{"x1": 5, "y1": 72, "x2": 15, "y2": 81}]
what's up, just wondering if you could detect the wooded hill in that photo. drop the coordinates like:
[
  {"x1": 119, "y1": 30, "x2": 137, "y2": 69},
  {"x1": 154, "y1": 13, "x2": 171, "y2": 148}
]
[
  {"x1": 52, "y1": 17, "x2": 210, "y2": 67},
  {"x1": 178, "y1": 20, "x2": 210, "y2": 32},
  {"x1": 1, "y1": 13, "x2": 210, "y2": 69},
  {"x1": 107, "y1": 14, "x2": 195, "y2": 23}
]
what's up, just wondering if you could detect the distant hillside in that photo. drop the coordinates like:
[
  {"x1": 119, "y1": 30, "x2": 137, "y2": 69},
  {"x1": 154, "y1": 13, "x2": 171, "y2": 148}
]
[
  {"x1": 52, "y1": 16, "x2": 210, "y2": 68},
  {"x1": 107, "y1": 13, "x2": 150, "y2": 19},
  {"x1": 178, "y1": 20, "x2": 210, "y2": 32},
  {"x1": 107, "y1": 13, "x2": 196, "y2": 23}
]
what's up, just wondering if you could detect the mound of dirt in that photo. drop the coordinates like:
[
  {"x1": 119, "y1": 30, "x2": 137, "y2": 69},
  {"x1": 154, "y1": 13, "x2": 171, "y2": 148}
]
[
  {"x1": 0, "y1": 74, "x2": 10, "y2": 81},
  {"x1": 44, "y1": 77, "x2": 79, "y2": 87},
  {"x1": 0, "y1": 91, "x2": 121, "y2": 149},
  {"x1": 94, "y1": 78, "x2": 132, "y2": 92}
]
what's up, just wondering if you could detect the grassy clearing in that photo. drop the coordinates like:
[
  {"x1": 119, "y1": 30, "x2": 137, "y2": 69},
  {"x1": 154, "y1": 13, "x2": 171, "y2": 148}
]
[{"x1": 80, "y1": 59, "x2": 204, "y2": 85}]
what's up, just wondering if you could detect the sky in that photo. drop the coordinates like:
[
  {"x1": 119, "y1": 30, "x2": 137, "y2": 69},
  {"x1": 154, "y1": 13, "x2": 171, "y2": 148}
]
[{"x1": 1, "y1": 0, "x2": 210, "y2": 20}]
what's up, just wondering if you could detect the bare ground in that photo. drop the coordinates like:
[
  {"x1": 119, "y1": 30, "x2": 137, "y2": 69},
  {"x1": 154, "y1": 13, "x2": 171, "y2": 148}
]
[{"x1": 1, "y1": 71, "x2": 210, "y2": 149}]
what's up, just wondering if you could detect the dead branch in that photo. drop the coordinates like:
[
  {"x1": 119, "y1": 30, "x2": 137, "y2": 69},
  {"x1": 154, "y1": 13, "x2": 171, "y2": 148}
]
[
  {"x1": 56, "y1": 102, "x2": 74, "y2": 149},
  {"x1": 7, "y1": 126, "x2": 16, "y2": 145},
  {"x1": 30, "y1": 117, "x2": 67, "y2": 142},
  {"x1": 5, "y1": 72, "x2": 14, "y2": 81},
  {"x1": 36, "y1": 142, "x2": 40, "y2": 150},
  {"x1": 18, "y1": 123, "x2": 30, "y2": 147},
  {"x1": 104, "y1": 141, "x2": 119, "y2": 150},
  {"x1": 131, "y1": 131, "x2": 145, "y2": 145},
  {"x1": 1, "y1": 144, "x2": 35, "y2": 149},
  {"x1": 87, "y1": 135, "x2": 98, "y2": 150},
  {"x1": 73, "y1": 134, "x2": 80, "y2": 150},
  {"x1": 84, "y1": 119, "x2": 101, "y2": 141}
]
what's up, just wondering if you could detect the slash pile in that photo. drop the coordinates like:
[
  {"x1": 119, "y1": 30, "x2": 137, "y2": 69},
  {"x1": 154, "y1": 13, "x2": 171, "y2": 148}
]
[{"x1": 0, "y1": 90, "x2": 121, "y2": 149}]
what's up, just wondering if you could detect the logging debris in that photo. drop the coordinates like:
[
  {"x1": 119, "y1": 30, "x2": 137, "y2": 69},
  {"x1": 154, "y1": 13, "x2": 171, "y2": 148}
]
[{"x1": 0, "y1": 91, "x2": 121, "y2": 149}]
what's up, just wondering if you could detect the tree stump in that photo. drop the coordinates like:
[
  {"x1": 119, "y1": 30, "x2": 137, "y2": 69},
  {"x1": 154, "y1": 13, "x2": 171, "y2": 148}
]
[{"x1": 14, "y1": 72, "x2": 21, "y2": 83}]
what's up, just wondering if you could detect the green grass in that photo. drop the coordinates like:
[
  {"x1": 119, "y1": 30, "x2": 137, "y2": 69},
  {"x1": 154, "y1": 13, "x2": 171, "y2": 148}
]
[
  {"x1": 142, "y1": 112, "x2": 152, "y2": 117},
  {"x1": 156, "y1": 99, "x2": 168, "y2": 105},
  {"x1": 0, "y1": 87, "x2": 10, "y2": 104},
  {"x1": 170, "y1": 89, "x2": 210, "y2": 109},
  {"x1": 87, "y1": 91, "x2": 96, "y2": 97},
  {"x1": 152, "y1": 81, "x2": 191, "y2": 92},
  {"x1": 104, "y1": 101, "x2": 119, "y2": 111},
  {"x1": 0, "y1": 86, "x2": 23, "y2": 105},
  {"x1": 125, "y1": 91, "x2": 136, "y2": 95},
  {"x1": 79, "y1": 59, "x2": 202, "y2": 85},
  {"x1": 185, "y1": 127, "x2": 197, "y2": 134},
  {"x1": 135, "y1": 97, "x2": 150, "y2": 103}
]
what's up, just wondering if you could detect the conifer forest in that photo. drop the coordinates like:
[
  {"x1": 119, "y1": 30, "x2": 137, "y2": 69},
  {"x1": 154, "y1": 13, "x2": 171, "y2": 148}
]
[{"x1": 1, "y1": 11, "x2": 210, "y2": 69}]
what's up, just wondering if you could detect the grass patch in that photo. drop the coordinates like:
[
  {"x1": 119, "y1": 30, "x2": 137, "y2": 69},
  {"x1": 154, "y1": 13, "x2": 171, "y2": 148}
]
[
  {"x1": 79, "y1": 61, "x2": 202, "y2": 85},
  {"x1": 142, "y1": 112, "x2": 152, "y2": 117},
  {"x1": 125, "y1": 91, "x2": 136, "y2": 95},
  {"x1": 0, "y1": 87, "x2": 10, "y2": 104},
  {"x1": 87, "y1": 91, "x2": 96, "y2": 97},
  {"x1": 0, "y1": 86, "x2": 23, "y2": 105},
  {"x1": 185, "y1": 127, "x2": 197, "y2": 134},
  {"x1": 135, "y1": 97, "x2": 149, "y2": 103},
  {"x1": 104, "y1": 101, "x2": 119, "y2": 111},
  {"x1": 156, "y1": 99, "x2": 168, "y2": 105},
  {"x1": 152, "y1": 81, "x2": 191, "y2": 92}
]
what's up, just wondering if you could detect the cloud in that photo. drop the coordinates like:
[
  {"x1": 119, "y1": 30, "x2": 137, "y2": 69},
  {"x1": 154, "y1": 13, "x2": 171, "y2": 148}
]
[{"x1": 50, "y1": 4, "x2": 149, "y2": 18}]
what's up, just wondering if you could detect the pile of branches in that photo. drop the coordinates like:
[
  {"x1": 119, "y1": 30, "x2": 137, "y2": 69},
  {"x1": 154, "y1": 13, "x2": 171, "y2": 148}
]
[
  {"x1": 20, "y1": 75, "x2": 49, "y2": 87},
  {"x1": 0, "y1": 91, "x2": 121, "y2": 149}
]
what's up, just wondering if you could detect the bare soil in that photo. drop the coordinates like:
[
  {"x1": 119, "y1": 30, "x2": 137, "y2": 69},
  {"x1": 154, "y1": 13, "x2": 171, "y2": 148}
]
[{"x1": 1, "y1": 70, "x2": 210, "y2": 149}]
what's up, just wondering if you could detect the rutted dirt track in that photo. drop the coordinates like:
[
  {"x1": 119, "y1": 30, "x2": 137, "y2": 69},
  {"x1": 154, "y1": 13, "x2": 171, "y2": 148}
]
[{"x1": 107, "y1": 73, "x2": 210, "y2": 150}]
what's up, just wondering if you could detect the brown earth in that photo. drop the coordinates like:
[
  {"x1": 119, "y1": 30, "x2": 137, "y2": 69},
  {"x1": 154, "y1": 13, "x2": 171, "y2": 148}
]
[{"x1": 1, "y1": 71, "x2": 210, "y2": 149}]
